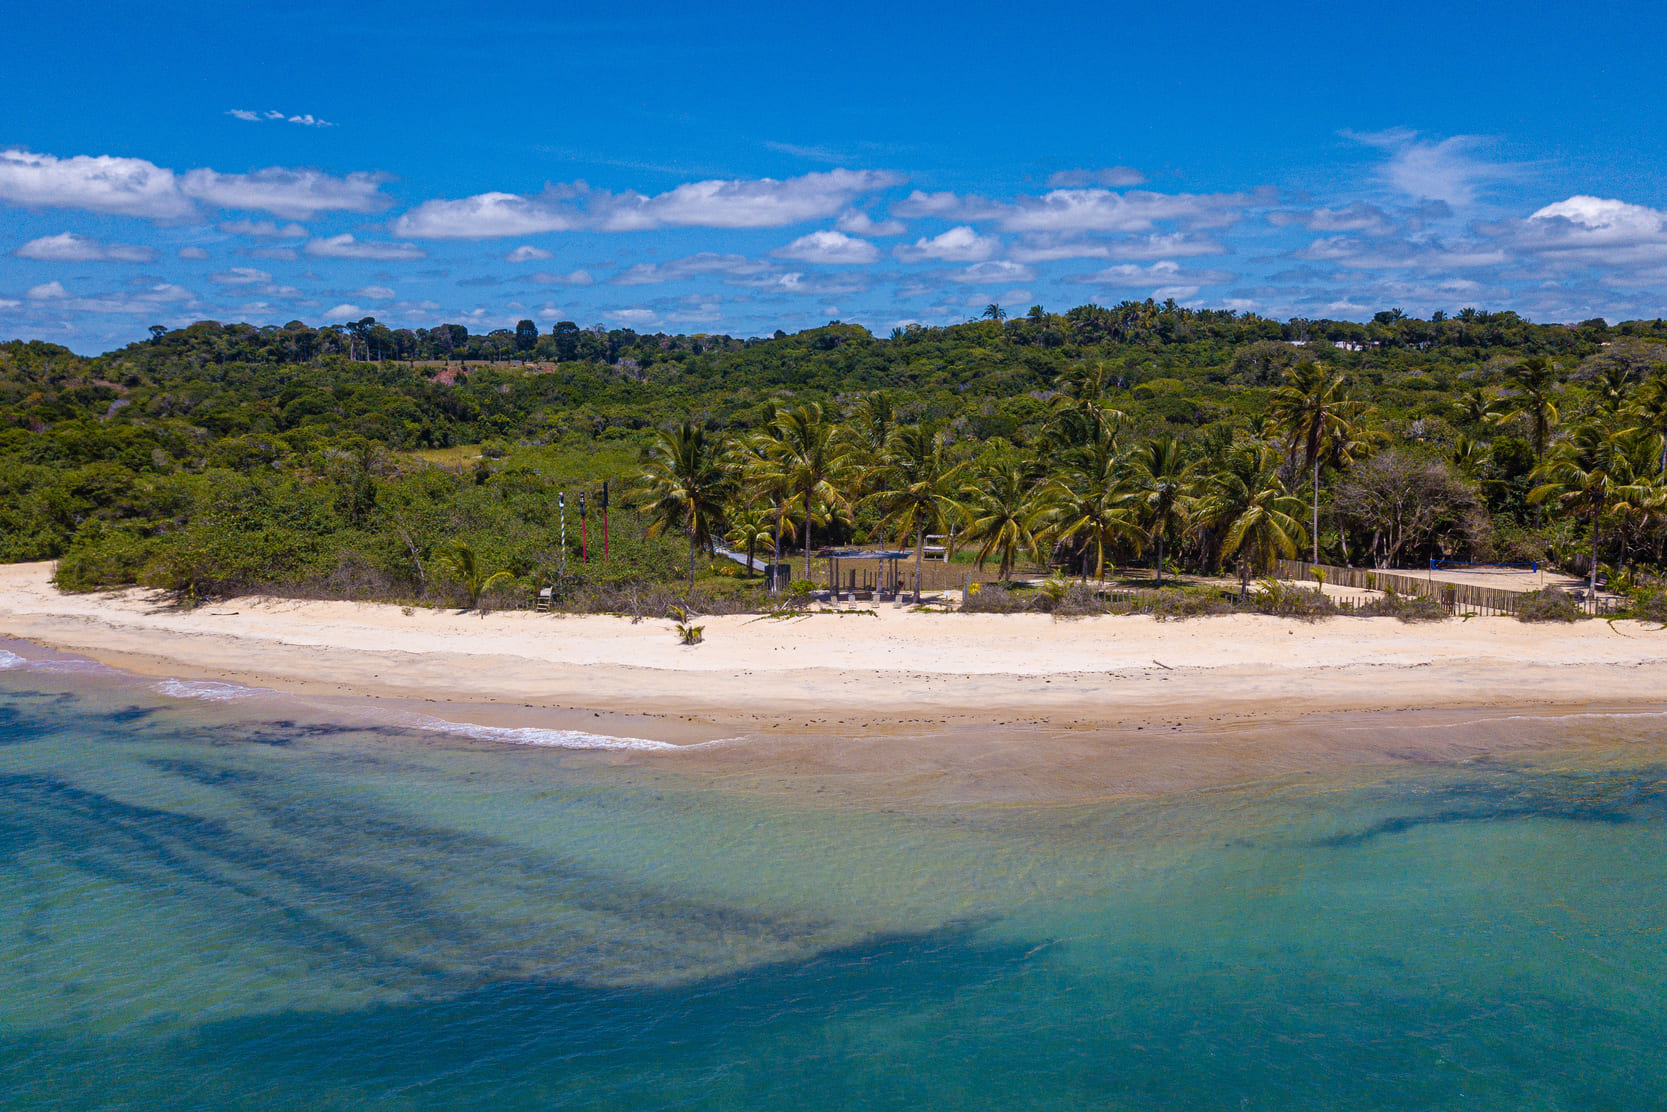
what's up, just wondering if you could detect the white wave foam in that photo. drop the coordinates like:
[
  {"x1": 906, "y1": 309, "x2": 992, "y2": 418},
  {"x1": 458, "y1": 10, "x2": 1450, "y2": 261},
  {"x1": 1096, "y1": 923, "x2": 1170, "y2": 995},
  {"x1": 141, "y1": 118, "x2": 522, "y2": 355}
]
[
  {"x1": 154, "y1": 679, "x2": 261, "y2": 703},
  {"x1": 0, "y1": 650, "x2": 25, "y2": 670},
  {"x1": 409, "y1": 715, "x2": 682, "y2": 752}
]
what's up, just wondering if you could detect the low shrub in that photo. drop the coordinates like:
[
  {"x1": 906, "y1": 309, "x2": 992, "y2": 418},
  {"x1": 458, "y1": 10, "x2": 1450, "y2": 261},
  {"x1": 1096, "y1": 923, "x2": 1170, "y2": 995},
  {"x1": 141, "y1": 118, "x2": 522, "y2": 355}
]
[
  {"x1": 958, "y1": 584, "x2": 1043, "y2": 613},
  {"x1": 1622, "y1": 588, "x2": 1667, "y2": 624},
  {"x1": 1515, "y1": 586, "x2": 1582, "y2": 623},
  {"x1": 1356, "y1": 591, "x2": 1449, "y2": 622},
  {"x1": 1247, "y1": 580, "x2": 1336, "y2": 620},
  {"x1": 1123, "y1": 587, "x2": 1232, "y2": 620}
]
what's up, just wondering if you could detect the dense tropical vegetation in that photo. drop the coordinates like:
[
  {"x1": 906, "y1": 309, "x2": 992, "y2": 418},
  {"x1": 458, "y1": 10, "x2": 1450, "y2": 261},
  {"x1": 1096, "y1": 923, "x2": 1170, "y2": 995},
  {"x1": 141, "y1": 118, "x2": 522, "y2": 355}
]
[{"x1": 6, "y1": 301, "x2": 1667, "y2": 610}]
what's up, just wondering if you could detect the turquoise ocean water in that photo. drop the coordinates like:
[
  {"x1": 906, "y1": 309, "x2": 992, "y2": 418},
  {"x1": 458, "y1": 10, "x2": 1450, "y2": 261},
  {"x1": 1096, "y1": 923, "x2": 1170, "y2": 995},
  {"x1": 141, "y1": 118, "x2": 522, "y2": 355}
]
[{"x1": 1, "y1": 643, "x2": 1664, "y2": 1110}]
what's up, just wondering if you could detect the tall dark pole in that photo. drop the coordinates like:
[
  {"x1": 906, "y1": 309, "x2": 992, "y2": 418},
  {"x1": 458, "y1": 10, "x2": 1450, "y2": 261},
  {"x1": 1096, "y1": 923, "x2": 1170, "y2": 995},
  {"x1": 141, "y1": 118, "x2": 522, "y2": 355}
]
[
  {"x1": 601, "y1": 480, "x2": 610, "y2": 561},
  {"x1": 579, "y1": 492, "x2": 588, "y2": 563}
]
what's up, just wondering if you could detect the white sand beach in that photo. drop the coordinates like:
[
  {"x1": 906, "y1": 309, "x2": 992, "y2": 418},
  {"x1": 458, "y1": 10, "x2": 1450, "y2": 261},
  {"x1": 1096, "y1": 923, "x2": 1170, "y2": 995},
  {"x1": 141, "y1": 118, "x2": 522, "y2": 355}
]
[{"x1": 5, "y1": 560, "x2": 1666, "y2": 802}]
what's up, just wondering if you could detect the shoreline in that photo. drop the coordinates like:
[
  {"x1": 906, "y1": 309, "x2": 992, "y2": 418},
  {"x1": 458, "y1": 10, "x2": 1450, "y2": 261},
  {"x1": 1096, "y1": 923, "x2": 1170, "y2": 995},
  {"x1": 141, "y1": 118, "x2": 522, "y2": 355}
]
[{"x1": 5, "y1": 559, "x2": 1667, "y2": 804}]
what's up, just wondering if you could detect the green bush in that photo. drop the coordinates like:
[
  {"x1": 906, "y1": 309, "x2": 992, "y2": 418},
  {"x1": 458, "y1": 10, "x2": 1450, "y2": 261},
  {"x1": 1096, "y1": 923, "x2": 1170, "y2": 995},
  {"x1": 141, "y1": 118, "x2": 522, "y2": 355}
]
[
  {"x1": 1622, "y1": 588, "x2": 1667, "y2": 624},
  {"x1": 1357, "y1": 591, "x2": 1449, "y2": 622},
  {"x1": 1248, "y1": 580, "x2": 1336, "y2": 620},
  {"x1": 1516, "y1": 587, "x2": 1582, "y2": 623}
]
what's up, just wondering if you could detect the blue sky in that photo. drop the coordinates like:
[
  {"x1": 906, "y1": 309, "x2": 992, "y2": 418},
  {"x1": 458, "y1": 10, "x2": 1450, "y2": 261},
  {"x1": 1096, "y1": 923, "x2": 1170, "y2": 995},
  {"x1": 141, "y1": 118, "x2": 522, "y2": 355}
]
[{"x1": 5, "y1": 0, "x2": 1667, "y2": 352}]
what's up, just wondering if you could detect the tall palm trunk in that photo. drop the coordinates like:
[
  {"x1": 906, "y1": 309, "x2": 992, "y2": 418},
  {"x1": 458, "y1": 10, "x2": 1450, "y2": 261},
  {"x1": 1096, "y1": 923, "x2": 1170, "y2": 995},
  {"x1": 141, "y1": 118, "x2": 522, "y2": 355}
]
[
  {"x1": 1591, "y1": 521, "x2": 1600, "y2": 596},
  {"x1": 770, "y1": 501, "x2": 784, "y2": 593},
  {"x1": 1155, "y1": 535, "x2": 1164, "y2": 585},
  {"x1": 1311, "y1": 457, "x2": 1321, "y2": 564},
  {"x1": 803, "y1": 484, "x2": 814, "y2": 581},
  {"x1": 688, "y1": 531, "x2": 697, "y2": 590}
]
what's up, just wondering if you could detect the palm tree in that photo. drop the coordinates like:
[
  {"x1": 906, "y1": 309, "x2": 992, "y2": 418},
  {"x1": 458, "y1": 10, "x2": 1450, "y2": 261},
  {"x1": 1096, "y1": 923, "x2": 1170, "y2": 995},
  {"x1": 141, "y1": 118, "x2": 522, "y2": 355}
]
[
  {"x1": 640, "y1": 422, "x2": 734, "y2": 589},
  {"x1": 1594, "y1": 363, "x2": 1633, "y2": 417},
  {"x1": 1126, "y1": 434, "x2": 1200, "y2": 584},
  {"x1": 441, "y1": 541, "x2": 513, "y2": 609},
  {"x1": 729, "y1": 421, "x2": 797, "y2": 591},
  {"x1": 1529, "y1": 421, "x2": 1649, "y2": 595},
  {"x1": 772, "y1": 403, "x2": 848, "y2": 580},
  {"x1": 958, "y1": 462, "x2": 1042, "y2": 581},
  {"x1": 982, "y1": 303, "x2": 1007, "y2": 323},
  {"x1": 1198, "y1": 441, "x2": 1308, "y2": 573},
  {"x1": 862, "y1": 424, "x2": 965, "y2": 603},
  {"x1": 1626, "y1": 371, "x2": 1667, "y2": 478},
  {"x1": 1035, "y1": 431, "x2": 1139, "y2": 581},
  {"x1": 724, "y1": 505, "x2": 774, "y2": 578},
  {"x1": 1455, "y1": 386, "x2": 1504, "y2": 429},
  {"x1": 1495, "y1": 356, "x2": 1561, "y2": 463},
  {"x1": 1269, "y1": 363, "x2": 1358, "y2": 564}
]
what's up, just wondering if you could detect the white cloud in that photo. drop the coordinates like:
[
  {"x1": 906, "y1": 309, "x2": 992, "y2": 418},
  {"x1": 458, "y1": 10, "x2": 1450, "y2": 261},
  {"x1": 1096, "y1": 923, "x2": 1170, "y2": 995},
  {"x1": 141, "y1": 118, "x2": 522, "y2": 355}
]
[
  {"x1": 1508, "y1": 196, "x2": 1667, "y2": 266},
  {"x1": 0, "y1": 148, "x2": 193, "y2": 219},
  {"x1": 0, "y1": 148, "x2": 390, "y2": 223},
  {"x1": 1008, "y1": 232, "x2": 1227, "y2": 264},
  {"x1": 393, "y1": 169, "x2": 905, "y2": 239},
  {"x1": 610, "y1": 253, "x2": 779, "y2": 286},
  {"x1": 1068, "y1": 260, "x2": 1234, "y2": 287},
  {"x1": 15, "y1": 232, "x2": 157, "y2": 262},
  {"x1": 894, "y1": 225, "x2": 1000, "y2": 263},
  {"x1": 835, "y1": 209, "x2": 905, "y2": 236},
  {"x1": 27, "y1": 281, "x2": 68, "y2": 300},
  {"x1": 603, "y1": 169, "x2": 904, "y2": 231},
  {"x1": 607, "y1": 307, "x2": 661, "y2": 325},
  {"x1": 529, "y1": 269, "x2": 595, "y2": 286},
  {"x1": 998, "y1": 189, "x2": 1249, "y2": 234},
  {"x1": 1345, "y1": 129, "x2": 1515, "y2": 208},
  {"x1": 211, "y1": 267, "x2": 271, "y2": 285},
  {"x1": 323, "y1": 304, "x2": 363, "y2": 321},
  {"x1": 893, "y1": 185, "x2": 1251, "y2": 234},
  {"x1": 182, "y1": 168, "x2": 388, "y2": 219},
  {"x1": 892, "y1": 190, "x2": 1004, "y2": 221},
  {"x1": 250, "y1": 246, "x2": 299, "y2": 260},
  {"x1": 506, "y1": 244, "x2": 554, "y2": 262},
  {"x1": 1268, "y1": 203, "x2": 1396, "y2": 235},
  {"x1": 219, "y1": 219, "x2": 308, "y2": 238},
  {"x1": 773, "y1": 230, "x2": 879, "y2": 264},
  {"x1": 227, "y1": 109, "x2": 333, "y2": 127},
  {"x1": 392, "y1": 190, "x2": 584, "y2": 239},
  {"x1": 951, "y1": 260, "x2": 1034, "y2": 283},
  {"x1": 354, "y1": 285, "x2": 396, "y2": 300},
  {"x1": 177, "y1": 246, "x2": 210, "y2": 260},
  {"x1": 304, "y1": 234, "x2": 425, "y2": 260},
  {"x1": 1047, "y1": 166, "x2": 1146, "y2": 188}
]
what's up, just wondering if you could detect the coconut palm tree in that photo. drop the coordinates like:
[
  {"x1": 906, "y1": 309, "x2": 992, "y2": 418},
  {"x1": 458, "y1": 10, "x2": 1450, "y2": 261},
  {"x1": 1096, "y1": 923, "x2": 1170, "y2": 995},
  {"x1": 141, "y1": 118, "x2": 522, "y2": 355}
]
[
  {"x1": 1495, "y1": 356, "x2": 1562, "y2": 463},
  {"x1": 1126, "y1": 433, "x2": 1200, "y2": 584},
  {"x1": 640, "y1": 421, "x2": 734, "y2": 589},
  {"x1": 728, "y1": 421, "x2": 797, "y2": 591},
  {"x1": 772, "y1": 403, "x2": 848, "y2": 580},
  {"x1": 958, "y1": 461, "x2": 1043, "y2": 581},
  {"x1": 724, "y1": 505, "x2": 774, "y2": 578},
  {"x1": 1529, "y1": 421, "x2": 1649, "y2": 595},
  {"x1": 441, "y1": 541, "x2": 514, "y2": 609},
  {"x1": 1035, "y1": 430, "x2": 1139, "y2": 581},
  {"x1": 862, "y1": 424, "x2": 965, "y2": 603},
  {"x1": 1198, "y1": 440, "x2": 1309, "y2": 573},
  {"x1": 1626, "y1": 371, "x2": 1667, "y2": 478},
  {"x1": 1455, "y1": 386, "x2": 1504, "y2": 430},
  {"x1": 1269, "y1": 363, "x2": 1358, "y2": 564}
]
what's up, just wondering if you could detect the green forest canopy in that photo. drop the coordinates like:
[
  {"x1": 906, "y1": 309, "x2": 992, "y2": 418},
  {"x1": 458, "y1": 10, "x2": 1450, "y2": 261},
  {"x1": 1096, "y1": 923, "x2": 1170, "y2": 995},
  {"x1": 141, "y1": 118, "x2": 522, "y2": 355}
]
[{"x1": 4, "y1": 301, "x2": 1667, "y2": 607}]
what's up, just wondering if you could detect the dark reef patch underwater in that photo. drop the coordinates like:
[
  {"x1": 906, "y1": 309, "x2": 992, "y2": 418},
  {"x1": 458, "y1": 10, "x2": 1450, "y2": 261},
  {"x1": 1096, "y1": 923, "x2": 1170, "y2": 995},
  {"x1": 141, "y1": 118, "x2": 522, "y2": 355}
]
[{"x1": 1, "y1": 653, "x2": 1665, "y2": 1111}]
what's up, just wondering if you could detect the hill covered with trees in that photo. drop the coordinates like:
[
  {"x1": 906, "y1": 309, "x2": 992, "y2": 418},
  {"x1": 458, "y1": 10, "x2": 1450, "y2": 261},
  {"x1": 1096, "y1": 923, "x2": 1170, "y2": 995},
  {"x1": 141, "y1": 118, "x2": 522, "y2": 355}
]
[{"x1": 4, "y1": 301, "x2": 1667, "y2": 610}]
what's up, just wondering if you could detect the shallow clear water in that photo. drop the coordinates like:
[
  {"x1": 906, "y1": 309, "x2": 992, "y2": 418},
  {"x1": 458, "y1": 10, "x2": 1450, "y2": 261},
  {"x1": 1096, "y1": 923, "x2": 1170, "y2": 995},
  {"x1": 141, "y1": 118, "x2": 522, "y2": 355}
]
[{"x1": 2, "y1": 649, "x2": 1664, "y2": 1110}]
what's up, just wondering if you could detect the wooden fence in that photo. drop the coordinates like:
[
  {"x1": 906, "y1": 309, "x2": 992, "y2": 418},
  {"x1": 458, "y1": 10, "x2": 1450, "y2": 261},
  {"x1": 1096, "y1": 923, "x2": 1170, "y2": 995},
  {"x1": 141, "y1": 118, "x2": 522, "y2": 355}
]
[{"x1": 1274, "y1": 559, "x2": 1621, "y2": 616}]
